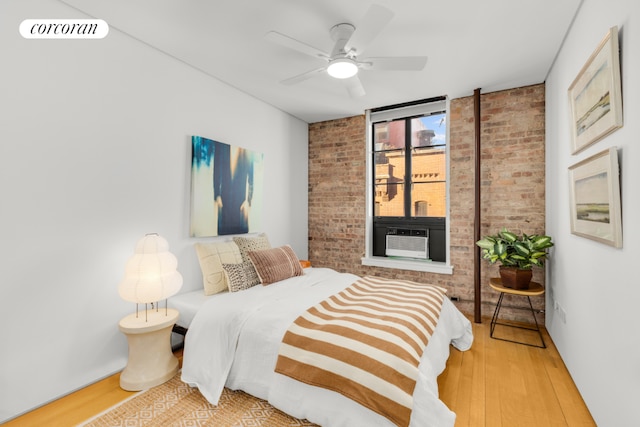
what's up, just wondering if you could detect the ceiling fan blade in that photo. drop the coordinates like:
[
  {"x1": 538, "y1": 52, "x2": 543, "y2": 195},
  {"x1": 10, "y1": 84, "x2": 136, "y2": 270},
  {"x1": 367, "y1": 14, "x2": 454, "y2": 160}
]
[
  {"x1": 346, "y1": 4, "x2": 394, "y2": 55},
  {"x1": 344, "y1": 75, "x2": 366, "y2": 97},
  {"x1": 364, "y1": 56, "x2": 428, "y2": 71},
  {"x1": 265, "y1": 31, "x2": 329, "y2": 59},
  {"x1": 329, "y1": 24, "x2": 356, "y2": 58},
  {"x1": 280, "y1": 67, "x2": 327, "y2": 85}
]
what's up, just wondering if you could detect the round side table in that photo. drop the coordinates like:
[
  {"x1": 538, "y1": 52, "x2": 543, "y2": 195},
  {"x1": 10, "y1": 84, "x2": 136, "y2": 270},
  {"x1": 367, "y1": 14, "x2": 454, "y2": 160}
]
[
  {"x1": 489, "y1": 278, "x2": 546, "y2": 348},
  {"x1": 118, "y1": 308, "x2": 180, "y2": 391}
]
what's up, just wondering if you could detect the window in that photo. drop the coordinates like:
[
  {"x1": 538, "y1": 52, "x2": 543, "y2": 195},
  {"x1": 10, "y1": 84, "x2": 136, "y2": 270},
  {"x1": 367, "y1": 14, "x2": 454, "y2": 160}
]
[
  {"x1": 363, "y1": 97, "x2": 451, "y2": 273},
  {"x1": 373, "y1": 115, "x2": 446, "y2": 218}
]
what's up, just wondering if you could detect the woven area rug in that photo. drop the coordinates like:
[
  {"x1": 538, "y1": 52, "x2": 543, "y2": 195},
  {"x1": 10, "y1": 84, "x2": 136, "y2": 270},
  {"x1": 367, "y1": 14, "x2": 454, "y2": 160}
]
[{"x1": 78, "y1": 374, "x2": 318, "y2": 427}]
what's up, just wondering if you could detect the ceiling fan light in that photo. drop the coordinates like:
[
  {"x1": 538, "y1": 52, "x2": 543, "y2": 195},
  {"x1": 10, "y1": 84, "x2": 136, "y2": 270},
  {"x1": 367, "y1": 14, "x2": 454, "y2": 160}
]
[{"x1": 327, "y1": 58, "x2": 358, "y2": 79}]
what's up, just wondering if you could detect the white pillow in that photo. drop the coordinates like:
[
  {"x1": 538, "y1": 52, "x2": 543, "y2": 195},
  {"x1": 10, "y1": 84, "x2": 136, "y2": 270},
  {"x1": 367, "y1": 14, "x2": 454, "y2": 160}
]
[{"x1": 194, "y1": 241, "x2": 243, "y2": 295}]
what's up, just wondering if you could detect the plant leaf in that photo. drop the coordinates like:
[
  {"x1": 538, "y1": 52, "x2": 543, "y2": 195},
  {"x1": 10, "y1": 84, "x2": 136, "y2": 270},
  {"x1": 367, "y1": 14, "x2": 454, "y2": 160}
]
[
  {"x1": 513, "y1": 242, "x2": 530, "y2": 256},
  {"x1": 476, "y1": 238, "x2": 495, "y2": 249},
  {"x1": 500, "y1": 230, "x2": 518, "y2": 243}
]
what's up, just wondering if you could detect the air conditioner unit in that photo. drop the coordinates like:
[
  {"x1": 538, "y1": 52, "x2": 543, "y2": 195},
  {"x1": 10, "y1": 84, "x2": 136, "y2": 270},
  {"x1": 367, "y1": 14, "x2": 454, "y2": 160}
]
[{"x1": 386, "y1": 230, "x2": 429, "y2": 259}]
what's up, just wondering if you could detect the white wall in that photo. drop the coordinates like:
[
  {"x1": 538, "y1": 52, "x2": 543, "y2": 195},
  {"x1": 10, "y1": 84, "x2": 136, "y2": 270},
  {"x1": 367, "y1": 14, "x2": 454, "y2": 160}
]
[
  {"x1": 546, "y1": 0, "x2": 640, "y2": 425},
  {"x1": 0, "y1": 0, "x2": 308, "y2": 422}
]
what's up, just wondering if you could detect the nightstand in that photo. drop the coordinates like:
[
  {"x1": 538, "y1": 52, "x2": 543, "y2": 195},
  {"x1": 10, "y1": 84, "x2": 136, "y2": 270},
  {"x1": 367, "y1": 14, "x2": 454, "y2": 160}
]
[
  {"x1": 118, "y1": 308, "x2": 180, "y2": 391},
  {"x1": 489, "y1": 278, "x2": 546, "y2": 348}
]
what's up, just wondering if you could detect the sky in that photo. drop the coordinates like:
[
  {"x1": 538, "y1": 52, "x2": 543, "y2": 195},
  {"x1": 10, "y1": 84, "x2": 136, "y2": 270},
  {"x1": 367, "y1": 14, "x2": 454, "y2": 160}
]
[
  {"x1": 420, "y1": 113, "x2": 446, "y2": 145},
  {"x1": 575, "y1": 171, "x2": 609, "y2": 204}
]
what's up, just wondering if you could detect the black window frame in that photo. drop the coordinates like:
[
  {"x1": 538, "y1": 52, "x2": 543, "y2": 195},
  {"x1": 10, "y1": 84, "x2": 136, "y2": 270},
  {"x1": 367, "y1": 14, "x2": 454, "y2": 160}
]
[{"x1": 370, "y1": 96, "x2": 448, "y2": 262}]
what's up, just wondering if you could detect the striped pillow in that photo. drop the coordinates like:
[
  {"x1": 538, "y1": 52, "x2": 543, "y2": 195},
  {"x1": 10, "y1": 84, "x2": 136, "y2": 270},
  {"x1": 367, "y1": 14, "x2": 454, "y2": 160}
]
[{"x1": 248, "y1": 245, "x2": 304, "y2": 285}]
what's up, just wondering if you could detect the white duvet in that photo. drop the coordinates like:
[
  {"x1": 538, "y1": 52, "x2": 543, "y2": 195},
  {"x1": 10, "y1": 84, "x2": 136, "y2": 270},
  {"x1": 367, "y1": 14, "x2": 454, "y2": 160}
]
[{"x1": 181, "y1": 267, "x2": 473, "y2": 426}]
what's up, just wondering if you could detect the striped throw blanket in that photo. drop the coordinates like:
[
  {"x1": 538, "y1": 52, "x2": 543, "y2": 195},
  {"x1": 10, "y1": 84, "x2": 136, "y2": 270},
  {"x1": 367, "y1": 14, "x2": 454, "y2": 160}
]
[{"x1": 274, "y1": 276, "x2": 446, "y2": 427}]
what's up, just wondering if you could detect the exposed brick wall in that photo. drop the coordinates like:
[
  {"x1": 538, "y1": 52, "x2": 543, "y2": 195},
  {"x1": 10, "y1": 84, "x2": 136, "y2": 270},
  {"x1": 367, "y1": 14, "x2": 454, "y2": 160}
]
[
  {"x1": 308, "y1": 84, "x2": 546, "y2": 324},
  {"x1": 308, "y1": 116, "x2": 367, "y2": 268}
]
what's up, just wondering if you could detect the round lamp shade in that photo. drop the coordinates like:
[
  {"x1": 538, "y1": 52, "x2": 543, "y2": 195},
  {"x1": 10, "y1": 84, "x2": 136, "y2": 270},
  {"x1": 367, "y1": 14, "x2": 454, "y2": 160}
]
[
  {"x1": 327, "y1": 58, "x2": 358, "y2": 79},
  {"x1": 118, "y1": 234, "x2": 183, "y2": 304}
]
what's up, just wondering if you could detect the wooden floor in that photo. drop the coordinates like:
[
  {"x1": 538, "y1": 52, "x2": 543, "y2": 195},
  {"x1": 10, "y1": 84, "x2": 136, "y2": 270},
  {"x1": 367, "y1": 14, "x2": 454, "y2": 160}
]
[
  {"x1": 439, "y1": 317, "x2": 596, "y2": 426},
  {"x1": 5, "y1": 318, "x2": 595, "y2": 427}
]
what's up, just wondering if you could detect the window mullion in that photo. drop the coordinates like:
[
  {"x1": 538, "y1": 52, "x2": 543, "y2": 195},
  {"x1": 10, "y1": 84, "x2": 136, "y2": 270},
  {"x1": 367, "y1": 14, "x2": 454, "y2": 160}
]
[{"x1": 404, "y1": 118, "x2": 412, "y2": 218}]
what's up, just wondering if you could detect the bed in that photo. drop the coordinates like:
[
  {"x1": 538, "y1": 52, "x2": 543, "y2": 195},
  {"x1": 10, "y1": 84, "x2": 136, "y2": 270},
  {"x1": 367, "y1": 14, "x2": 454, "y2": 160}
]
[
  {"x1": 180, "y1": 265, "x2": 473, "y2": 427},
  {"x1": 169, "y1": 289, "x2": 209, "y2": 334}
]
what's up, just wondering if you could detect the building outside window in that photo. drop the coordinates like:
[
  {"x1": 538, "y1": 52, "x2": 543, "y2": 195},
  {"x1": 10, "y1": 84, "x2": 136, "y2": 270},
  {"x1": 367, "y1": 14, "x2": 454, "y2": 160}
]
[{"x1": 364, "y1": 97, "x2": 451, "y2": 273}]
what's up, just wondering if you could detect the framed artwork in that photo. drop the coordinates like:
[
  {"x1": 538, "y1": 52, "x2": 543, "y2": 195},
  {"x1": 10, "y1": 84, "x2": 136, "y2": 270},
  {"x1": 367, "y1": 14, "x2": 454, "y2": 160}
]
[
  {"x1": 568, "y1": 147, "x2": 622, "y2": 248},
  {"x1": 190, "y1": 135, "x2": 264, "y2": 237},
  {"x1": 568, "y1": 26, "x2": 623, "y2": 154}
]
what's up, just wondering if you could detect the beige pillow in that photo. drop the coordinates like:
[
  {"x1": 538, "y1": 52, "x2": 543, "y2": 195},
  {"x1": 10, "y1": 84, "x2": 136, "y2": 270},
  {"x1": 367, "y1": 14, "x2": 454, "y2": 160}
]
[
  {"x1": 233, "y1": 233, "x2": 271, "y2": 263},
  {"x1": 194, "y1": 241, "x2": 243, "y2": 295},
  {"x1": 248, "y1": 245, "x2": 304, "y2": 285}
]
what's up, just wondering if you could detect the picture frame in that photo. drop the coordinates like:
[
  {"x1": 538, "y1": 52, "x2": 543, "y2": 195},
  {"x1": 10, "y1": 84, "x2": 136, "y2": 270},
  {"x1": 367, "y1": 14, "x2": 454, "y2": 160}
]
[
  {"x1": 568, "y1": 147, "x2": 622, "y2": 248},
  {"x1": 568, "y1": 26, "x2": 623, "y2": 154},
  {"x1": 190, "y1": 135, "x2": 264, "y2": 237}
]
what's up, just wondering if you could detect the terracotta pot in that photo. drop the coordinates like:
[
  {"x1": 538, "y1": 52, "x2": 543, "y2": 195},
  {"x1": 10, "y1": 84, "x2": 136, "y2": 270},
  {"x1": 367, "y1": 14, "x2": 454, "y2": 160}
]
[{"x1": 499, "y1": 266, "x2": 532, "y2": 290}]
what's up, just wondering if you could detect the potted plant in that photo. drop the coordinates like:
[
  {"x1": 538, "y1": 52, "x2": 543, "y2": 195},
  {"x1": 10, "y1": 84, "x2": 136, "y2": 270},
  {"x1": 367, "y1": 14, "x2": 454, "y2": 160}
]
[{"x1": 476, "y1": 228, "x2": 554, "y2": 289}]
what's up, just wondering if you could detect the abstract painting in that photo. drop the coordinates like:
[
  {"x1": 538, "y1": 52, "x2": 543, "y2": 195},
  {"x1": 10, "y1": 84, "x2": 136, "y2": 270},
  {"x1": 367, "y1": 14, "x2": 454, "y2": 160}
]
[{"x1": 190, "y1": 135, "x2": 264, "y2": 237}]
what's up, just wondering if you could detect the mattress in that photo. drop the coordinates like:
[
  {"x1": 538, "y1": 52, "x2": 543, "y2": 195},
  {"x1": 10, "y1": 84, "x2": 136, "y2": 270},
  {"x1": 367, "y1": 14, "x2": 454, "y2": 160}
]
[
  {"x1": 169, "y1": 263, "x2": 313, "y2": 329},
  {"x1": 169, "y1": 289, "x2": 215, "y2": 329}
]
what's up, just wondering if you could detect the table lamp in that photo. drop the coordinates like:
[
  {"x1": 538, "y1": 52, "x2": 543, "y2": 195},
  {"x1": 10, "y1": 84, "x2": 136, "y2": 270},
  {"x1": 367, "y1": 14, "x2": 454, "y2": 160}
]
[
  {"x1": 118, "y1": 233, "x2": 183, "y2": 319},
  {"x1": 117, "y1": 233, "x2": 183, "y2": 390}
]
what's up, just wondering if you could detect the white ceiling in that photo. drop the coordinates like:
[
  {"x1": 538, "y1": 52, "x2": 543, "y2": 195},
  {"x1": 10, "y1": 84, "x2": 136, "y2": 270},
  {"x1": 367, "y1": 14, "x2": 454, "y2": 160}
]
[{"x1": 60, "y1": 0, "x2": 582, "y2": 123}]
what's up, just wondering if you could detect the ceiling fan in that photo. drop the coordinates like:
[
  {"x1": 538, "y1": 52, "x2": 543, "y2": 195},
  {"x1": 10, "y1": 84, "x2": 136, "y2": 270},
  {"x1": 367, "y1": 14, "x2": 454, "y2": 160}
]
[{"x1": 265, "y1": 4, "x2": 427, "y2": 97}]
